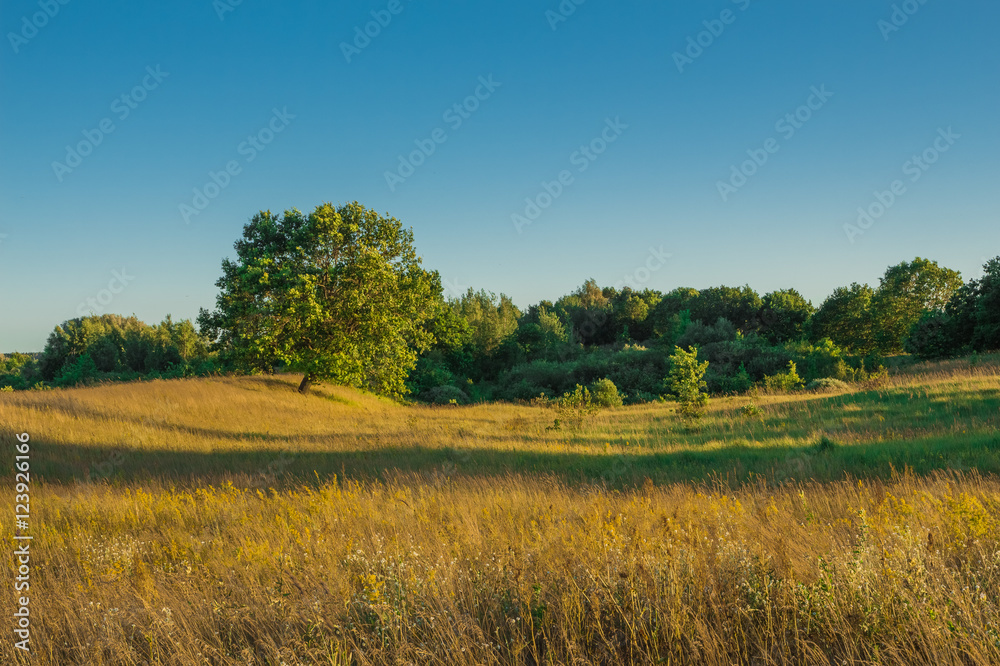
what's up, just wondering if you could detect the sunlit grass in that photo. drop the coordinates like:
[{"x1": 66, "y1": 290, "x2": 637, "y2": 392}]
[
  {"x1": 3, "y1": 358, "x2": 999, "y2": 486},
  {"x1": 1, "y1": 357, "x2": 999, "y2": 664}
]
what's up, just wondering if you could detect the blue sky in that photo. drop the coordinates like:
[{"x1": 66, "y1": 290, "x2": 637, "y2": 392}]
[{"x1": 1, "y1": 0, "x2": 998, "y2": 351}]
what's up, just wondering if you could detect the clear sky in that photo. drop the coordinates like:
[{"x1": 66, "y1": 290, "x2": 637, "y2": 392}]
[{"x1": 1, "y1": 0, "x2": 998, "y2": 351}]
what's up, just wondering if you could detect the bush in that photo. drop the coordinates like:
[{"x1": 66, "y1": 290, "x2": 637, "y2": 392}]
[
  {"x1": 806, "y1": 377, "x2": 851, "y2": 392},
  {"x1": 787, "y1": 338, "x2": 846, "y2": 382},
  {"x1": 718, "y1": 363, "x2": 753, "y2": 394},
  {"x1": 422, "y1": 385, "x2": 470, "y2": 405},
  {"x1": 589, "y1": 378, "x2": 623, "y2": 407},
  {"x1": 553, "y1": 384, "x2": 599, "y2": 430},
  {"x1": 762, "y1": 361, "x2": 804, "y2": 392}
]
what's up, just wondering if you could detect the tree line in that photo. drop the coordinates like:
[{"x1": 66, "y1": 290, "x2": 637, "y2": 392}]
[{"x1": 2, "y1": 203, "x2": 997, "y2": 402}]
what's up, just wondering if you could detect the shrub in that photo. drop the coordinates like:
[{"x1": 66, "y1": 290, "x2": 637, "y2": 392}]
[
  {"x1": 588, "y1": 378, "x2": 623, "y2": 408},
  {"x1": 558, "y1": 384, "x2": 593, "y2": 410},
  {"x1": 762, "y1": 361, "x2": 804, "y2": 392},
  {"x1": 718, "y1": 363, "x2": 753, "y2": 394},
  {"x1": 668, "y1": 346, "x2": 709, "y2": 419},
  {"x1": 806, "y1": 377, "x2": 851, "y2": 392},
  {"x1": 554, "y1": 384, "x2": 599, "y2": 429},
  {"x1": 422, "y1": 385, "x2": 470, "y2": 405}
]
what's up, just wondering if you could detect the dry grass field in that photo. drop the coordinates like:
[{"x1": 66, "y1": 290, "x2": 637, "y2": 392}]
[{"x1": 2, "y1": 357, "x2": 1000, "y2": 664}]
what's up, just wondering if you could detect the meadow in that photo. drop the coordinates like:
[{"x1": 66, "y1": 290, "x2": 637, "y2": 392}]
[{"x1": 2, "y1": 356, "x2": 1000, "y2": 664}]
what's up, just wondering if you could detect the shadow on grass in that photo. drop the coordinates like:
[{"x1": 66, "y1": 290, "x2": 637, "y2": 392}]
[
  {"x1": 24, "y1": 431, "x2": 1000, "y2": 490},
  {"x1": 12, "y1": 373, "x2": 1000, "y2": 489}
]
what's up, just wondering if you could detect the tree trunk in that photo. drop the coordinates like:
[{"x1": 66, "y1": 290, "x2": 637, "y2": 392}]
[{"x1": 298, "y1": 374, "x2": 313, "y2": 395}]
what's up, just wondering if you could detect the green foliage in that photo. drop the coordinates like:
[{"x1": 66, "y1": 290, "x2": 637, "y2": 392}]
[
  {"x1": 484, "y1": 344, "x2": 671, "y2": 404},
  {"x1": 905, "y1": 310, "x2": 956, "y2": 360},
  {"x1": 554, "y1": 384, "x2": 599, "y2": 429},
  {"x1": 972, "y1": 257, "x2": 1000, "y2": 351},
  {"x1": 689, "y1": 285, "x2": 762, "y2": 332},
  {"x1": 809, "y1": 283, "x2": 876, "y2": 354},
  {"x1": 35, "y1": 314, "x2": 212, "y2": 387},
  {"x1": 588, "y1": 378, "x2": 623, "y2": 408},
  {"x1": 676, "y1": 319, "x2": 791, "y2": 393},
  {"x1": 55, "y1": 353, "x2": 99, "y2": 387},
  {"x1": 650, "y1": 288, "x2": 698, "y2": 339},
  {"x1": 555, "y1": 279, "x2": 613, "y2": 346},
  {"x1": 910, "y1": 256, "x2": 1000, "y2": 358},
  {"x1": 759, "y1": 289, "x2": 814, "y2": 344},
  {"x1": 788, "y1": 338, "x2": 845, "y2": 382},
  {"x1": 425, "y1": 298, "x2": 473, "y2": 352},
  {"x1": 726, "y1": 363, "x2": 754, "y2": 394},
  {"x1": 668, "y1": 346, "x2": 709, "y2": 419},
  {"x1": 198, "y1": 202, "x2": 440, "y2": 397},
  {"x1": 0, "y1": 352, "x2": 38, "y2": 390},
  {"x1": 422, "y1": 384, "x2": 470, "y2": 405},
  {"x1": 762, "y1": 361, "x2": 805, "y2": 392},
  {"x1": 609, "y1": 288, "x2": 660, "y2": 342},
  {"x1": 871, "y1": 257, "x2": 962, "y2": 354},
  {"x1": 452, "y1": 288, "x2": 521, "y2": 354}
]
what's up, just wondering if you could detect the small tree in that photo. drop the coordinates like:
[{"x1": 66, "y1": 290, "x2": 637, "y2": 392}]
[
  {"x1": 668, "y1": 346, "x2": 709, "y2": 419},
  {"x1": 553, "y1": 384, "x2": 599, "y2": 430}
]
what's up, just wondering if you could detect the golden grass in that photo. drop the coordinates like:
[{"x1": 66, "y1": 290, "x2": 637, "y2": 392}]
[
  {"x1": 4, "y1": 471, "x2": 1000, "y2": 664},
  {"x1": 1, "y1": 362, "x2": 999, "y2": 664},
  {"x1": 2, "y1": 364, "x2": 998, "y2": 485}
]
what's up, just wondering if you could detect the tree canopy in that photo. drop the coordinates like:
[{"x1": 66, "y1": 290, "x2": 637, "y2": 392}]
[{"x1": 198, "y1": 202, "x2": 441, "y2": 396}]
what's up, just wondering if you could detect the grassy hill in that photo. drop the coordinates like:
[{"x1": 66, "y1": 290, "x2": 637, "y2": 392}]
[
  {"x1": 5, "y1": 356, "x2": 999, "y2": 487},
  {"x1": 2, "y1": 357, "x2": 1000, "y2": 664}
]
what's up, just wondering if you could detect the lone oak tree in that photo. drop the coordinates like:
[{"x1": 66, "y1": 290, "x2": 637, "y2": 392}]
[{"x1": 198, "y1": 202, "x2": 441, "y2": 396}]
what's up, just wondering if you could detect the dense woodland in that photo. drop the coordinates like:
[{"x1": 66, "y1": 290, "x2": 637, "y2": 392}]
[{"x1": 4, "y1": 253, "x2": 998, "y2": 403}]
